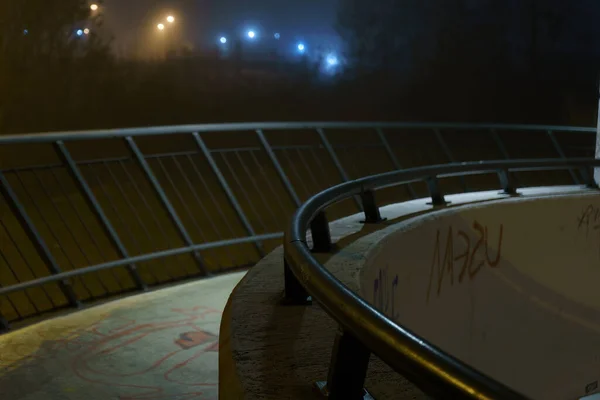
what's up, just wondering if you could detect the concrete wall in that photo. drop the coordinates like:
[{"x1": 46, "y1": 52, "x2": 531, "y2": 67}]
[{"x1": 360, "y1": 193, "x2": 600, "y2": 399}]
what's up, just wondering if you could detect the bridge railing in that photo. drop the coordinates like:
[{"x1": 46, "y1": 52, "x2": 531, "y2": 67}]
[
  {"x1": 284, "y1": 157, "x2": 600, "y2": 399},
  {"x1": 0, "y1": 122, "x2": 595, "y2": 330}
]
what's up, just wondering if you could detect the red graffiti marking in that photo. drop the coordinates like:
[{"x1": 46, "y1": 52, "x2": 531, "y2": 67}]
[
  {"x1": 175, "y1": 331, "x2": 217, "y2": 350},
  {"x1": 1, "y1": 306, "x2": 222, "y2": 400},
  {"x1": 426, "y1": 221, "x2": 503, "y2": 302}
]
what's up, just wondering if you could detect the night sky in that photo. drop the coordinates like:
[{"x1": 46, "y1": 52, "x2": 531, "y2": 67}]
[{"x1": 102, "y1": 0, "x2": 340, "y2": 57}]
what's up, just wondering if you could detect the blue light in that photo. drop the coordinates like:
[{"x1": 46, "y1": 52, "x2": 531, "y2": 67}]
[
  {"x1": 274, "y1": 33, "x2": 280, "y2": 40},
  {"x1": 326, "y1": 55, "x2": 339, "y2": 66},
  {"x1": 220, "y1": 36, "x2": 227, "y2": 44},
  {"x1": 247, "y1": 30, "x2": 256, "y2": 39},
  {"x1": 76, "y1": 29, "x2": 84, "y2": 37},
  {"x1": 23, "y1": 29, "x2": 28, "y2": 35},
  {"x1": 297, "y1": 43, "x2": 305, "y2": 52}
]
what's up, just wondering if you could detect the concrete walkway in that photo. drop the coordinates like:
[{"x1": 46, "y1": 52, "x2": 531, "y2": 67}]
[{"x1": 0, "y1": 271, "x2": 245, "y2": 400}]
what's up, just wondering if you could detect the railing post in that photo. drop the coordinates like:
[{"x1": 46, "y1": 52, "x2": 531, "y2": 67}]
[
  {"x1": 547, "y1": 130, "x2": 580, "y2": 184},
  {"x1": 360, "y1": 190, "x2": 386, "y2": 224},
  {"x1": 256, "y1": 129, "x2": 302, "y2": 208},
  {"x1": 426, "y1": 176, "x2": 448, "y2": 206},
  {"x1": 310, "y1": 211, "x2": 332, "y2": 253},
  {"x1": 490, "y1": 129, "x2": 522, "y2": 187},
  {"x1": 376, "y1": 128, "x2": 417, "y2": 199},
  {"x1": 497, "y1": 169, "x2": 518, "y2": 195},
  {"x1": 283, "y1": 258, "x2": 311, "y2": 304},
  {"x1": 192, "y1": 132, "x2": 265, "y2": 257},
  {"x1": 433, "y1": 129, "x2": 469, "y2": 192},
  {"x1": 125, "y1": 136, "x2": 209, "y2": 276},
  {"x1": 315, "y1": 327, "x2": 372, "y2": 400},
  {"x1": 595, "y1": 82, "x2": 600, "y2": 186},
  {"x1": 578, "y1": 165, "x2": 598, "y2": 189},
  {"x1": 316, "y1": 128, "x2": 363, "y2": 211},
  {"x1": 0, "y1": 171, "x2": 81, "y2": 309},
  {"x1": 0, "y1": 314, "x2": 9, "y2": 332},
  {"x1": 54, "y1": 141, "x2": 147, "y2": 291}
]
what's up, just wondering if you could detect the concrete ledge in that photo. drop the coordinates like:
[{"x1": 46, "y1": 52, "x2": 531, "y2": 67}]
[{"x1": 219, "y1": 186, "x2": 597, "y2": 399}]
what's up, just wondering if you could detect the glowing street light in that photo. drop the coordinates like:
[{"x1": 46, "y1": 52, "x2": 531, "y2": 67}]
[
  {"x1": 274, "y1": 33, "x2": 280, "y2": 40},
  {"x1": 76, "y1": 29, "x2": 84, "y2": 37},
  {"x1": 326, "y1": 55, "x2": 338, "y2": 66},
  {"x1": 157, "y1": 23, "x2": 165, "y2": 31},
  {"x1": 220, "y1": 36, "x2": 227, "y2": 44},
  {"x1": 90, "y1": 4, "x2": 99, "y2": 11},
  {"x1": 84, "y1": 28, "x2": 90, "y2": 35},
  {"x1": 297, "y1": 43, "x2": 305, "y2": 52},
  {"x1": 166, "y1": 15, "x2": 175, "y2": 23},
  {"x1": 247, "y1": 30, "x2": 256, "y2": 39}
]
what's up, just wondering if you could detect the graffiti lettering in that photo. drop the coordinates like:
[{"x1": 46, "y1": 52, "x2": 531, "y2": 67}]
[
  {"x1": 426, "y1": 221, "x2": 503, "y2": 302},
  {"x1": 373, "y1": 265, "x2": 399, "y2": 320},
  {"x1": 577, "y1": 204, "x2": 600, "y2": 259},
  {"x1": 577, "y1": 204, "x2": 600, "y2": 238}
]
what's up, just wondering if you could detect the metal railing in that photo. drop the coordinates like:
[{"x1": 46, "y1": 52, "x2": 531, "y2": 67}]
[
  {"x1": 0, "y1": 122, "x2": 595, "y2": 331},
  {"x1": 283, "y1": 158, "x2": 600, "y2": 399}
]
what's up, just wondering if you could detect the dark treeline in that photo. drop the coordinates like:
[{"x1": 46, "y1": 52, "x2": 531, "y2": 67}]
[{"x1": 1, "y1": 0, "x2": 600, "y2": 134}]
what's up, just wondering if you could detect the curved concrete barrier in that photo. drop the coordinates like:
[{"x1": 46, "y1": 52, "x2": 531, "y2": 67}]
[
  {"x1": 221, "y1": 186, "x2": 599, "y2": 399},
  {"x1": 360, "y1": 192, "x2": 600, "y2": 399}
]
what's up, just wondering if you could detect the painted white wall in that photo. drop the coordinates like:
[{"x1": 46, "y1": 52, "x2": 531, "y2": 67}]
[{"x1": 360, "y1": 194, "x2": 600, "y2": 400}]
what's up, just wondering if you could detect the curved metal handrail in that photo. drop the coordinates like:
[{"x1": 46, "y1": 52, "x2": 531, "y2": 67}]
[
  {"x1": 284, "y1": 158, "x2": 600, "y2": 399},
  {"x1": 0, "y1": 121, "x2": 593, "y2": 143}
]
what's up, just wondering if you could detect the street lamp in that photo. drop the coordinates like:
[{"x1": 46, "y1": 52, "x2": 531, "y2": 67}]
[
  {"x1": 157, "y1": 23, "x2": 165, "y2": 31},
  {"x1": 167, "y1": 15, "x2": 175, "y2": 23},
  {"x1": 247, "y1": 30, "x2": 256, "y2": 39},
  {"x1": 84, "y1": 28, "x2": 90, "y2": 35},
  {"x1": 220, "y1": 37, "x2": 227, "y2": 44},
  {"x1": 90, "y1": 4, "x2": 99, "y2": 11}
]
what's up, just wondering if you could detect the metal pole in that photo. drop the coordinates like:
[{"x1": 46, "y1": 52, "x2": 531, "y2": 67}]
[
  {"x1": 54, "y1": 141, "x2": 147, "y2": 291},
  {"x1": 376, "y1": 128, "x2": 417, "y2": 199},
  {"x1": 490, "y1": 129, "x2": 522, "y2": 187},
  {"x1": 192, "y1": 132, "x2": 265, "y2": 257},
  {"x1": 595, "y1": 81, "x2": 600, "y2": 186},
  {"x1": 322, "y1": 328, "x2": 372, "y2": 400},
  {"x1": 125, "y1": 136, "x2": 209, "y2": 276},
  {"x1": 256, "y1": 129, "x2": 302, "y2": 208},
  {"x1": 316, "y1": 128, "x2": 363, "y2": 211},
  {"x1": 0, "y1": 314, "x2": 9, "y2": 332},
  {"x1": 0, "y1": 171, "x2": 81, "y2": 308},
  {"x1": 547, "y1": 130, "x2": 580, "y2": 184}
]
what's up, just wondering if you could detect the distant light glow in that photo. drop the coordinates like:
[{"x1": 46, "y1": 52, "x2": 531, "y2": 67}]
[
  {"x1": 76, "y1": 29, "x2": 84, "y2": 37},
  {"x1": 247, "y1": 30, "x2": 256, "y2": 39},
  {"x1": 220, "y1": 36, "x2": 227, "y2": 44},
  {"x1": 157, "y1": 23, "x2": 165, "y2": 31},
  {"x1": 326, "y1": 55, "x2": 339, "y2": 66},
  {"x1": 84, "y1": 28, "x2": 90, "y2": 35},
  {"x1": 23, "y1": 29, "x2": 28, "y2": 35},
  {"x1": 297, "y1": 43, "x2": 305, "y2": 52},
  {"x1": 274, "y1": 33, "x2": 280, "y2": 40},
  {"x1": 90, "y1": 4, "x2": 99, "y2": 11},
  {"x1": 167, "y1": 16, "x2": 175, "y2": 23}
]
